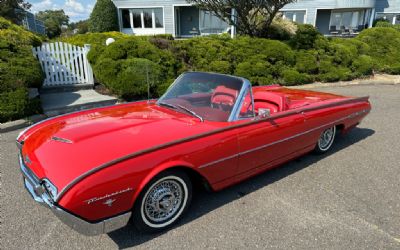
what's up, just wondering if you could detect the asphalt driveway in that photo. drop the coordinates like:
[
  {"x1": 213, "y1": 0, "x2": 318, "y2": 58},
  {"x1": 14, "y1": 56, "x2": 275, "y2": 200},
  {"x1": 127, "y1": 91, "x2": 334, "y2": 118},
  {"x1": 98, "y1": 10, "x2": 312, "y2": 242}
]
[{"x1": 1, "y1": 84, "x2": 399, "y2": 249}]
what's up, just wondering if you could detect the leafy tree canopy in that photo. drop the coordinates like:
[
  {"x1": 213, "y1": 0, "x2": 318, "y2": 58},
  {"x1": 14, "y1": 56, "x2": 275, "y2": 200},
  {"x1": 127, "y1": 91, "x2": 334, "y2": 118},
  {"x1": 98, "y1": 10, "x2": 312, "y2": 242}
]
[
  {"x1": 187, "y1": 0, "x2": 296, "y2": 37},
  {"x1": 36, "y1": 9, "x2": 69, "y2": 38},
  {"x1": 89, "y1": 0, "x2": 119, "y2": 33},
  {"x1": 0, "y1": 0, "x2": 32, "y2": 23}
]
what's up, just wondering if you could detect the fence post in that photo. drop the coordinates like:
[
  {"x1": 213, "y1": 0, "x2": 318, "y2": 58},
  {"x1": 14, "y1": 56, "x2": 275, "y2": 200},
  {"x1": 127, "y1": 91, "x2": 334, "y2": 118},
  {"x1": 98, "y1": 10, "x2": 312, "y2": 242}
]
[{"x1": 84, "y1": 44, "x2": 94, "y2": 85}]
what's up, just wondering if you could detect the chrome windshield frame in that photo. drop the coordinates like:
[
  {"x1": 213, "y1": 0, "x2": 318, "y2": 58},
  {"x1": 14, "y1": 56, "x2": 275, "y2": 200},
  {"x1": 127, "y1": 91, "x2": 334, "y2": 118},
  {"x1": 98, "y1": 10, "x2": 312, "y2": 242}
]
[
  {"x1": 228, "y1": 78, "x2": 255, "y2": 122},
  {"x1": 158, "y1": 72, "x2": 251, "y2": 123}
]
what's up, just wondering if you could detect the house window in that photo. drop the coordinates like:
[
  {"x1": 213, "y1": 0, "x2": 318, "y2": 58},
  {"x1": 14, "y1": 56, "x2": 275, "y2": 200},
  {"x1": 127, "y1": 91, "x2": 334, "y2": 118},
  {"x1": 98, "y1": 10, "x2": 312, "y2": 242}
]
[
  {"x1": 199, "y1": 10, "x2": 229, "y2": 34},
  {"x1": 376, "y1": 13, "x2": 400, "y2": 25},
  {"x1": 121, "y1": 9, "x2": 130, "y2": 28},
  {"x1": 330, "y1": 10, "x2": 366, "y2": 30},
  {"x1": 120, "y1": 8, "x2": 164, "y2": 29},
  {"x1": 281, "y1": 11, "x2": 306, "y2": 24}
]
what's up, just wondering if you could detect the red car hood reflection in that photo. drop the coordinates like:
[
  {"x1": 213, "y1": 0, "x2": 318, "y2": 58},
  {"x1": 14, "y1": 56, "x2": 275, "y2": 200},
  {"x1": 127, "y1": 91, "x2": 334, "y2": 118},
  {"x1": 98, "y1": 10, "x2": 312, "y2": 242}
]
[{"x1": 21, "y1": 102, "x2": 221, "y2": 191}]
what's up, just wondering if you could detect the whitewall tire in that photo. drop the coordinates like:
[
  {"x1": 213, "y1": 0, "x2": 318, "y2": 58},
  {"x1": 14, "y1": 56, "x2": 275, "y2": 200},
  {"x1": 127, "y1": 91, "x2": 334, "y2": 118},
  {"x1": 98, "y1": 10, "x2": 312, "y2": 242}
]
[{"x1": 133, "y1": 171, "x2": 192, "y2": 232}]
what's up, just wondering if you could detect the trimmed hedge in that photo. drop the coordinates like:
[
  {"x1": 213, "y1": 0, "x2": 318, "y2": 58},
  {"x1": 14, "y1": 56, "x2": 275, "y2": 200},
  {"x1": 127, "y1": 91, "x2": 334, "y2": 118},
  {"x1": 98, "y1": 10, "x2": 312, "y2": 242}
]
[
  {"x1": 0, "y1": 17, "x2": 44, "y2": 123},
  {"x1": 356, "y1": 27, "x2": 400, "y2": 73},
  {"x1": 89, "y1": 36, "x2": 178, "y2": 99},
  {"x1": 82, "y1": 26, "x2": 400, "y2": 100}
]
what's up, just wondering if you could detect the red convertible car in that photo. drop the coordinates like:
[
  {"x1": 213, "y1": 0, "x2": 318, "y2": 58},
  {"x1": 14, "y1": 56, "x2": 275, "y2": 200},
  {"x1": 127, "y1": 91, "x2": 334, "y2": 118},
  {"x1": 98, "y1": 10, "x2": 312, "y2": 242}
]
[{"x1": 17, "y1": 72, "x2": 371, "y2": 235}]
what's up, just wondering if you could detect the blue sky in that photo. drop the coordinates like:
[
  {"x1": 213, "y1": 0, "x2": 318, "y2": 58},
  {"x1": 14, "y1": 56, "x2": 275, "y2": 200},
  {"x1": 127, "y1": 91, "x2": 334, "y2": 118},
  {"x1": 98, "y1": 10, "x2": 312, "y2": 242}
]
[{"x1": 30, "y1": 0, "x2": 96, "y2": 22}]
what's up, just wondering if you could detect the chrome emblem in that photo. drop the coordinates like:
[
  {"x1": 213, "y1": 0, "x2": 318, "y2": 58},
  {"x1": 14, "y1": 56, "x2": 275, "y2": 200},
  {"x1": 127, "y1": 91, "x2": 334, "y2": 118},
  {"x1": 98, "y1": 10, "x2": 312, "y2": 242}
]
[
  {"x1": 103, "y1": 199, "x2": 116, "y2": 207},
  {"x1": 85, "y1": 187, "x2": 133, "y2": 205},
  {"x1": 24, "y1": 155, "x2": 32, "y2": 165},
  {"x1": 51, "y1": 137, "x2": 73, "y2": 144}
]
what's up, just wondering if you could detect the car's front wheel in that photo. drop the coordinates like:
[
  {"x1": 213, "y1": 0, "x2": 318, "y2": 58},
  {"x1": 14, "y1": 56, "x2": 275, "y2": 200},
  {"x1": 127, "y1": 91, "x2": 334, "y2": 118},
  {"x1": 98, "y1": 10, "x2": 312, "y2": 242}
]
[
  {"x1": 132, "y1": 170, "x2": 192, "y2": 233},
  {"x1": 314, "y1": 126, "x2": 336, "y2": 154}
]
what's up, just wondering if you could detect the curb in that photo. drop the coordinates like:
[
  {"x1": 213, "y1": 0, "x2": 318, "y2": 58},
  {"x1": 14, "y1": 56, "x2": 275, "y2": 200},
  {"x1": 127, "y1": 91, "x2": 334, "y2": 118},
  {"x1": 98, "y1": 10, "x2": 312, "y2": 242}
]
[
  {"x1": 290, "y1": 78, "x2": 400, "y2": 89},
  {"x1": 0, "y1": 114, "x2": 47, "y2": 134}
]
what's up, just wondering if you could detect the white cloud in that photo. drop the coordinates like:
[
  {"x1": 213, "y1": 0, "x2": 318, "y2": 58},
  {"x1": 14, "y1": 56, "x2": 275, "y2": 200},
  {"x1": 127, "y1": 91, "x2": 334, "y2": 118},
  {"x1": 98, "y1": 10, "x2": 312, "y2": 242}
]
[
  {"x1": 65, "y1": 0, "x2": 84, "y2": 13},
  {"x1": 31, "y1": 0, "x2": 94, "y2": 21},
  {"x1": 30, "y1": 0, "x2": 59, "y2": 13}
]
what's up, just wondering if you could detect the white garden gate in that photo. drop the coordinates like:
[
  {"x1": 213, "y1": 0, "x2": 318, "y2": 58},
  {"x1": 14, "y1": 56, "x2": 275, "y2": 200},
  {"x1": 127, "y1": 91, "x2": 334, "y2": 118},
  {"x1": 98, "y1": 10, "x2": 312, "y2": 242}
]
[{"x1": 32, "y1": 42, "x2": 94, "y2": 87}]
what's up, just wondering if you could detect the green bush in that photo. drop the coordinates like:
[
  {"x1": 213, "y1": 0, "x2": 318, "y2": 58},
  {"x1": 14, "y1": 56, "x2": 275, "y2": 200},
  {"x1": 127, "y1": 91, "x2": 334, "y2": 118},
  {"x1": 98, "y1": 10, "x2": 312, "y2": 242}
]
[
  {"x1": 0, "y1": 88, "x2": 41, "y2": 123},
  {"x1": 0, "y1": 17, "x2": 44, "y2": 122},
  {"x1": 374, "y1": 20, "x2": 393, "y2": 28},
  {"x1": 290, "y1": 24, "x2": 321, "y2": 50},
  {"x1": 60, "y1": 32, "x2": 128, "y2": 46},
  {"x1": 351, "y1": 55, "x2": 374, "y2": 77},
  {"x1": 208, "y1": 61, "x2": 232, "y2": 74},
  {"x1": 295, "y1": 50, "x2": 318, "y2": 74},
  {"x1": 235, "y1": 58, "x2": 275, "y2": 85},
  {"x1": 90, "y1": 37, "x2": 177, "y2": 99},
  {"x1": 356, "y1": 27, "x2": 400, "y2": 73},
  {"x1": 318, "y1": 67, "x2": 353, "y2": 82},
  {"x1": 94, "y1": 58, "x2": 162, "y2": 99},
  {"x1": 282, "y1": 69, "x2": 312, "y2": 86}
]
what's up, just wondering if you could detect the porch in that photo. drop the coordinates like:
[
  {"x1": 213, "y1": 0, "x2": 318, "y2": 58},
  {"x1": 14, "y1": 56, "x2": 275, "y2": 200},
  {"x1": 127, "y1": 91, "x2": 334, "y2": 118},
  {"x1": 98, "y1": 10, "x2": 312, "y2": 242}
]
[
  {"x1": 315, "y1": 8, "x2": 373, "y2": 37},
  {"x1": 173, "y1": 6, "x2": 230, "y2": 38}
]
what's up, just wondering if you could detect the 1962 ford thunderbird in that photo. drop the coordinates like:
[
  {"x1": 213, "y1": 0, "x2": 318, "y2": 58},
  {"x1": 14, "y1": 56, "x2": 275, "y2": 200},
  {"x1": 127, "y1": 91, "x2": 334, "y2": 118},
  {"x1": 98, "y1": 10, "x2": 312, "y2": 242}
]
[{"x1": 17, "y1": 72, "x2": 371, "y2": 236}]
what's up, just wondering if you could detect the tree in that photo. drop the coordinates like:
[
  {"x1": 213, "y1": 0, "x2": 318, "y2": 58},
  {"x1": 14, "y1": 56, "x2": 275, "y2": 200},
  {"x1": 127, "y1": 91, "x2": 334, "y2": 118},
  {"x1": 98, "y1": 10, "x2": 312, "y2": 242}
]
[
  {"x1": 0, "y1": 0, "x2": 31, "y2": 23},
  {"x1": 36, "y1": 10, "x2": 69, "y2": 38},
  {"x1": 89, "y1": 0, "x2": 119, "y2": 32},
  {"x1": 187, "y1": 0, "x2": 296, "y2": 37},
  {"x1": 66, "y1": 19, "x2": 89, "y2": 35}
]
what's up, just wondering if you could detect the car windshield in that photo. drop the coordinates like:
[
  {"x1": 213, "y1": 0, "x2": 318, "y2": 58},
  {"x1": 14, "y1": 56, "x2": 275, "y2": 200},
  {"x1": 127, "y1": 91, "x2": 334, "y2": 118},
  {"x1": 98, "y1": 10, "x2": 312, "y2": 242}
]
[{"x1": 158, "y1": 72, "x2": 244, "y2": 122}]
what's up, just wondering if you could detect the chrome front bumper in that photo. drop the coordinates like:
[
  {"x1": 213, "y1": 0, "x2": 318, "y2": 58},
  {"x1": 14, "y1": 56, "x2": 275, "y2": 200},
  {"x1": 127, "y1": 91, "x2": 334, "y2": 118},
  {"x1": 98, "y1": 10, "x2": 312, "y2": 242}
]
[{"x1": 19, "y1": 155, "x2": 132, "y2": 236}]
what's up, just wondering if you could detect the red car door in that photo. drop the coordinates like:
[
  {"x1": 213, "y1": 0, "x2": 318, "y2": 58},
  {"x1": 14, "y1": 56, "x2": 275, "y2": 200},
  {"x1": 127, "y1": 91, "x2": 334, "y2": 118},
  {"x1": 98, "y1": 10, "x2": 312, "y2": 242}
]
[{"x1": 235, "y1": 112, "x2": 309, "y2": 180}]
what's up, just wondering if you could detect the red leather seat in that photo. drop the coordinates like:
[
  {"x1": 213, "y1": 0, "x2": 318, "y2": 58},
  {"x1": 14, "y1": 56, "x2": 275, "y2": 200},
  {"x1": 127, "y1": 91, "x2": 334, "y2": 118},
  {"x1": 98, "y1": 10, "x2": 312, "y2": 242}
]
[
  {"x1": 253, "y1": 92, "x2": 287, "y2": 114},
  {"x1": 211, "y1": 86, "x2": 238, "y2": 110}
]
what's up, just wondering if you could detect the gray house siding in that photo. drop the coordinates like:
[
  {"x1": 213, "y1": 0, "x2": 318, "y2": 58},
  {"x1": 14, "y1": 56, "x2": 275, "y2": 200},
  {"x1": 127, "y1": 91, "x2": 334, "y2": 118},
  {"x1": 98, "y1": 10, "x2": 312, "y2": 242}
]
[
  {"x1": 113, "y1": 0, "x2": 399, "y2": 36},
  {"x1": 113, "y1": 0, "x2": 189, "y2": 35},
  {"x1": 21, "y1": 11, "x2": 46, "y2": 35},
  {"x1": 375, "y1": 0, "x2": 400, "y2": 12}
]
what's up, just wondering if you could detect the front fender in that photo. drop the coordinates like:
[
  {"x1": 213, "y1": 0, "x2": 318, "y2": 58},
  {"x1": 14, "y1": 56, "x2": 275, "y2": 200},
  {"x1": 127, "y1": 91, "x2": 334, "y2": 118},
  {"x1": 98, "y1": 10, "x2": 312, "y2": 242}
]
[{"x1": 57, "y1": 153, "x2": 201, "y2": 222}]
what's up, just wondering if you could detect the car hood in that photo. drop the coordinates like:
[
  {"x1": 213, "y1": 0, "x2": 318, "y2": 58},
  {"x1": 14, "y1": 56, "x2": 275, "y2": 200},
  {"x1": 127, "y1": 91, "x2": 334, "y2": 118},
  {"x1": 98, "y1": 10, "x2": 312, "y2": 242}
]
[{"x1": 20, "y1": 101, "x2": 221, "y2": 192}]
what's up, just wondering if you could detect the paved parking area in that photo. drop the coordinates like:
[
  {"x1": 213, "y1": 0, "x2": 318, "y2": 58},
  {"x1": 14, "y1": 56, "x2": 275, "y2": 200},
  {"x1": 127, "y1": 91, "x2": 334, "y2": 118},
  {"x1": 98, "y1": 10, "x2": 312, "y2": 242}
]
[{"x1": 1, "y1": 84, "x2": 399, "y2": 249}]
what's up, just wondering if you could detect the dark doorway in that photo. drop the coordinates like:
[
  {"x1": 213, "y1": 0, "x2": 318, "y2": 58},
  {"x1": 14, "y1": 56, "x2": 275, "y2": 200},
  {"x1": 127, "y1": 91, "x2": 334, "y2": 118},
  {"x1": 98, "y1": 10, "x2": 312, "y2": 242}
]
[
  {"x1": 316, "y1": 9, "x2": 332, "y2": 35},
  {"x1": 176, "y1": 6, "x2": 200, "y2": 37}
]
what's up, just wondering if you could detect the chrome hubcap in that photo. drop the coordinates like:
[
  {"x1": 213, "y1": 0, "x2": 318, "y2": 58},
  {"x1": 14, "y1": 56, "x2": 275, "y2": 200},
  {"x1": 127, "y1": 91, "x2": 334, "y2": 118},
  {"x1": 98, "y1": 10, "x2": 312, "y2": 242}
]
[
  {"x1": 319, "y1": 127, "x2": 335, "y2": 150},
  {"x1": 144, "y1": 180, "x2": 183, "y2": 223}
]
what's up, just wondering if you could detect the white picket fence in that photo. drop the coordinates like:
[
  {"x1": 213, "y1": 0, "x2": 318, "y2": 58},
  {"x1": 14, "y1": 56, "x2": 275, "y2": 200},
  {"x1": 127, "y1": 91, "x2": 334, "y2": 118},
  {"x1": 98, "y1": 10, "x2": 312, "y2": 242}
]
[{"x1": 32, "y1": 42, "x2": 94, "y2": 87}]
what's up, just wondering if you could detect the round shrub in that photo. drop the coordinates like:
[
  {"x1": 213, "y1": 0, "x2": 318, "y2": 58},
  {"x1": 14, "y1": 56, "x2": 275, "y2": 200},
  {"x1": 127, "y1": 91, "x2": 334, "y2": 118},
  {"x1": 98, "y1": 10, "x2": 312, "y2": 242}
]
[
  {"x1": 235, "y1": 58, "x2": 275, "y2": 85},
  {"x1": 356, "y1": 27, "x2": 400, "y2": 72},
  {"x1": 295, "y1": 50, "x2": 318, "y2": 74},
  {"x1": 94, "y1": 58, "x2": 162, "y2": 99},
  {"x1": 231, "y1": 37, "x2": 295, "y2": 65},
  {"x1": 61, "y1": 32, "x2": 128, "y2": 47},
  {"x1": 290, "y1": 24, "x2": 321, "y2": 50},
  {"x1": 282, "y1": 69, "x2": 312, "y2": 86},
  {"x1": 318, "y1": 67, "x2": 353, "y2": 82},
  {"x1": 174, "y1": 35, "x2": 233, "y2": 71},
  {"x1": 0, "y1": 88, "x2": 28, "y2": 122},
  {"x1": 208, "y1": 60, "x2": 232, "y2": 74},
  {"x1": 351, "y1": 55, "x2": 374, "y2": 77}
]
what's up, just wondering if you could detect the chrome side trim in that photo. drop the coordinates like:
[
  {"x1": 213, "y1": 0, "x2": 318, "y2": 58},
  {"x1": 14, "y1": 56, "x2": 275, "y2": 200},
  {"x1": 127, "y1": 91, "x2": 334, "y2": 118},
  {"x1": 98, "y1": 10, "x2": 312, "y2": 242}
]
[
  {"x1": 19, "y1": 154, "x2": 131, "y2": 236},
  {"x1": 198, "y1": 109, "x2": 370, "y2": 169},
  {"x1": 56, "y1": 97, "x2": 370, "y2": 201}
]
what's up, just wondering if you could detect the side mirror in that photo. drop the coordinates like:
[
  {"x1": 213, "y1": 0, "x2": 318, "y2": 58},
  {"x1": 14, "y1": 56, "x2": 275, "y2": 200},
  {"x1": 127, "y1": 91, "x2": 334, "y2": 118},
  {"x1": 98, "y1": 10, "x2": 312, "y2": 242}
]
[{"x1": 258, "y1": 108, "x2": 271, "y2": 118}]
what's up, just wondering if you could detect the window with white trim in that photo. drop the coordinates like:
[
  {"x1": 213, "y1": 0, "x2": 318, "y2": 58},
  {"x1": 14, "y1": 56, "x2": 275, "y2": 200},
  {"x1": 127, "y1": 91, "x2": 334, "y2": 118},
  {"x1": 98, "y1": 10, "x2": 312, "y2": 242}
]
[
  {"x1": 281, "y1": 11, "x2": 306, "y2": 24},
  {"x1": 120, "y1": 8, "x2": 164, "y2": 29},
  {"x1": 376, "y1": 13, "x2": 400, "y2": 25}
]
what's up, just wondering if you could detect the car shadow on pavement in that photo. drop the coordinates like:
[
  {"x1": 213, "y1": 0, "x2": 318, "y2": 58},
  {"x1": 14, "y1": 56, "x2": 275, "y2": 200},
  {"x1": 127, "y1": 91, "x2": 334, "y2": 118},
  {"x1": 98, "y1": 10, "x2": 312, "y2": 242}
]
[{"x1": 108, "y1": 127, "x2": 375, "y2": 249}]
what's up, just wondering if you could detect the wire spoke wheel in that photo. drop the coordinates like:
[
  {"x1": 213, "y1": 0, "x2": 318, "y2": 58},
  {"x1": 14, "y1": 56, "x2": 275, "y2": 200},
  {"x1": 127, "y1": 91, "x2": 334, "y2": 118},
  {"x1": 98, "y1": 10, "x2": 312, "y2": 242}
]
[
  {"x1": 134, "y1": 172, "x2": 192, "y2": 232},
  {"x1": 315, "y1": 126, "x2": 336, "y2": 153}
]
